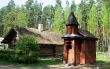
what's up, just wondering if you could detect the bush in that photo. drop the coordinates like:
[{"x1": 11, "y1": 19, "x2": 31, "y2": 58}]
[
  {"x1": 0, "y1": 49, "x2": 15, "y2": 61},
  {"x1": 15, "y1": 35, "x2": 40, "y2": 63}
]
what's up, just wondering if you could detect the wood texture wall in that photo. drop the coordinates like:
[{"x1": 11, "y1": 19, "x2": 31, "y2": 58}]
[{"x1": 39, "y1": 44, "x2": 63, "y2": 57}]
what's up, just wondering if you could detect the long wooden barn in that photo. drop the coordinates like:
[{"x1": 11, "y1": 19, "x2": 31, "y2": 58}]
[{"x1": 2, "y1": 26, "x2": 64, "y2": 57}]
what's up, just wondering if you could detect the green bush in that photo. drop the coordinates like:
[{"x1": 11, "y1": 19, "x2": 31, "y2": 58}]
[
  {"x1": 15, "y1": 35, "x2": 40, "y2": 64},
  {"x1": 0, "y1": 49, "x2": 15, "y2": 61}
]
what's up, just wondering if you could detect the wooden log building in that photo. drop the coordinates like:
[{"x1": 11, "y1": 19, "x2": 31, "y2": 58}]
[
  {"x1": 1, "y1": 26, "x2": 64, "y2": 57},
  {"x1": 62, "y1": 12, "x2": 98, "y2": 66}
]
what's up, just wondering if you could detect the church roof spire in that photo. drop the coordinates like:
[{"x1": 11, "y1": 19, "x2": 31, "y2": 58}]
[{"x1": 66, "y1": 12, "x2": 79, "y2": 25}]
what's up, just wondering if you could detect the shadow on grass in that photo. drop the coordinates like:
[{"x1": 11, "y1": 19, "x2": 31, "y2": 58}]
[
  {"x1": 0, "y1": 57, "x2": 63, "y2": 68},
  {"x1": 0, "y1": 59, "x2": 14, "y2": 65},
  {"x1": 97, "y1": 60, "x2": 110, "y2": 69},
  {"x1": 33, "y1": 57, "x2": 62, "y2": 67}
]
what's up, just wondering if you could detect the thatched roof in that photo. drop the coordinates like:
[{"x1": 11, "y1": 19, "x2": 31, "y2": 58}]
[
  {"x1": 26, "y1": 28, "x2": 64, "y2": 45},
  {"x1": 2, "y1": 27, "x2": 97, "y2": 45},
  {"x1": 2, "y1": 27, "x2": 64, "y2": 45}
]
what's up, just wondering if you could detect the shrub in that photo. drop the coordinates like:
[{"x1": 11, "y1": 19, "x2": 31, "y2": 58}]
[
  {"x1": 15, "y1": 35, "x2": 40, "y2": 63},
  {"x1": 0, "y1": 49, "x2": 15, "y2": 61}
]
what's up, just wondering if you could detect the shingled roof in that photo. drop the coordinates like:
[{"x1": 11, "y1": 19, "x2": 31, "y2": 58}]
[
  {"x1": 63, "y1": 12, "x2": 97, "y2": 39},
  {"x1": 78, "y1": 29, "x2": 96, "y2": 38},
  {"x1": 66, "y1": 12, "x2": 79, "y2": 25},
  {"x1": 2, "y1": 27, "x2": 64, "y2": 45},
  {"x1": 62, "y1": 29, "x2": 97, "y2": 39}
]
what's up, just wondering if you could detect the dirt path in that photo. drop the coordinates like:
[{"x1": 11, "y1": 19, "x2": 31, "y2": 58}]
[{"x1": 0, "y1": 64, "x2": 99, "y2": 69}]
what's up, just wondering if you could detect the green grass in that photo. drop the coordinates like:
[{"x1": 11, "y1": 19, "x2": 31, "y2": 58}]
[
  {"x1": 96, "y1": 52, "x2": 110, "y2": 69},
  {"x1": 0, "y1": 53, "x2": 110, "y2": 69},
  {"x1": 15, "y1": 57, "x2": 62, "y2": 67},
  {"x1": 0, "y1": 57, "x2": 62, "y2": 67},
  {"x1": 36, "y1": 57, "x2": 62, "y2": 66}
]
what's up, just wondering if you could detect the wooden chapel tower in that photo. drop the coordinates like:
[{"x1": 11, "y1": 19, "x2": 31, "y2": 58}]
[{"x1": 62, "y1": 12, "x2": 98, "y2": 66}]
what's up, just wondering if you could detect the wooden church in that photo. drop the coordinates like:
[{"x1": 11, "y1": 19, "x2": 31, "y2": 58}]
[{"x1": 62, "y1": 12, "x2": 98, "y2": 66}]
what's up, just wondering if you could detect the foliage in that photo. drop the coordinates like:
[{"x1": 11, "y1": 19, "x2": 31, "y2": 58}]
[
  {"x1": 78, "y1": 0, "x2": 88, "y2": 30},
  {"x1": 51, "y1": 4, "x2": 65, "y2": 34},
  {"x1": 33, "y1": 1, "x2": 42, "y2": 28},
  {"x1": 64, "y1": 0, "x2": 70, "y2": 20},
  {"x1": 16, "y1": 6, "x2": 27, "y2": 27},
  {"x1": 15, "y1": 35, "x2": 40, "y2": 63},
  {"x1": 0, "y1": 7, "x2": 7, "y2": 36},
  {"x1": 7, "y1": 0, "x2": 15, "y2": 11},
  {"x1": 42, "y1": 5, "x2": 53, "y2": 29},
  {"x1": 3, "y1": 8, "x2": 16, "y2": 36},
  {"x1": 52, "y1": 18, "x2": 65, "y2": 34},
  {"x1": 0, "y1": 35, "x2": 40, "y2": 64},
  {"x1": 76, "y1": 7, "x2": 82, "y2": 28},
  {"x1": 25, "y1": 0, "x2": 43, "y2": 28},
  {"x1": 25, "y1": 0, "x2": 34, "y2": 27},
  {"x1": 71, "y1": 0, "x2": 76, "y2": 12},
  {"x1": 88, "y1": 4, "x2": 97, "y2": 34},
  {"x1": 101, "y1": 4, "x2": 109, "y2": 38},
  {"x1": 55, "y1": 0, "x2": 62, "y2": 7},
  {"x1": 97, "y1": 52, "x2": 110, "y2": 69},
  {"x1": 0, "y1": 49, "x2": 15, "y2": 61}
]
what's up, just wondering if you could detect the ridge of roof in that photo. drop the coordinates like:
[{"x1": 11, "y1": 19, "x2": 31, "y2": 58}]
[{"x1": 2, "y1": 27, "x2": 64, "y2": 45}]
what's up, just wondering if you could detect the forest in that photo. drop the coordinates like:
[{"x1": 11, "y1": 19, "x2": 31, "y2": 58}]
[{"x1": 0, "y1": 0, "x2": 110, "y2": 52}]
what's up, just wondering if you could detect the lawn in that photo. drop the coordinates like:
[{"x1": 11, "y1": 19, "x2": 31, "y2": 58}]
[
  {"x1": 0, "y1": 53, "x2": 110, "y2": 69},
  {"x1": 20, "y1": 57, "x2": 63, "y2": 67},
  {"x1": 97, "y1": 52, "x2": 110, "y2": 69},
  {"x1": 0, "y1": 57, "x2": 63, "y2": 68}
]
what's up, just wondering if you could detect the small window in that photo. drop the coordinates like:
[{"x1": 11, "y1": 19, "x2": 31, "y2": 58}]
[{"x1": 66, "y1": 42, "x2": 72, "y2": 49}]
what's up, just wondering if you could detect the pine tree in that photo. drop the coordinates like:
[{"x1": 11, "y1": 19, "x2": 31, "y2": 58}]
[
  {"x1": 78, "y1": 0, "x2": 95, "y2": 30},
  {"x1": 55, "y1": 0, "x2": 61, "y2": 7},
  {"x1": 16, "y1": 6, "x2": 27, "y2": 27},
  {"x1": 76, "y1": 8, "x2": 82, "y2": 28},
  {"x1": 7, "y1": 0, "x2": 15, "y2": 11},
  {"x1": 71, "y1": 0, "x2": 76, "y2": 12},
  {"x1": 79, "y1": 0, "x2": 88, "y2": 30},
  {"x1": 101, "y1": 3, "x2": 109, "y2": 51},
  {"x1": 101, "y1": 4, "x2": 109, "y2": 37},
  {"x1": 42, "y1": 5, "x2": 54, "y2": 30},
  {"x1": 64, "y1": 0, "x2": 70, "y2": 21},
  {"x1": 88, "y1": 4, "x2": 97, "y2": 34},
  {"x1": 87, "y1": 0, "x2": 95, "y2": 11},
  {"x1": 96, "y1": 0, "x2": 103, "y2": 51},
  {"x1": 25, "y1": 0, "x2": 35, "y2": 27},
  {"x1": 51, "y1": 4, "x2": 65, "y2": 33},
  {"x1": 3, "y1": 0, "x2": 16, "y2": 36},
  {"x1": 34, "y1": 1, "x2": 42, "y2": 27}
]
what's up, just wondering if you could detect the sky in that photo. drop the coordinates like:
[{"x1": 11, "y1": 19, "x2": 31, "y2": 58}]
[{"x1": 0, "y1": 0, "x2": 81, "y2": 8}]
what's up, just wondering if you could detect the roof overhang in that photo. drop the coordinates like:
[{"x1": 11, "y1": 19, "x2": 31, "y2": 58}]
[{"x1": 62, "y1": 34, "x2": 82, "y2": 39}]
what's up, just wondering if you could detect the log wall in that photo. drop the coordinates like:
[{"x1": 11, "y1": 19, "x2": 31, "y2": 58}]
[{"x1": 39, "y1": 44, "x2": 63, "y2": 57}]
